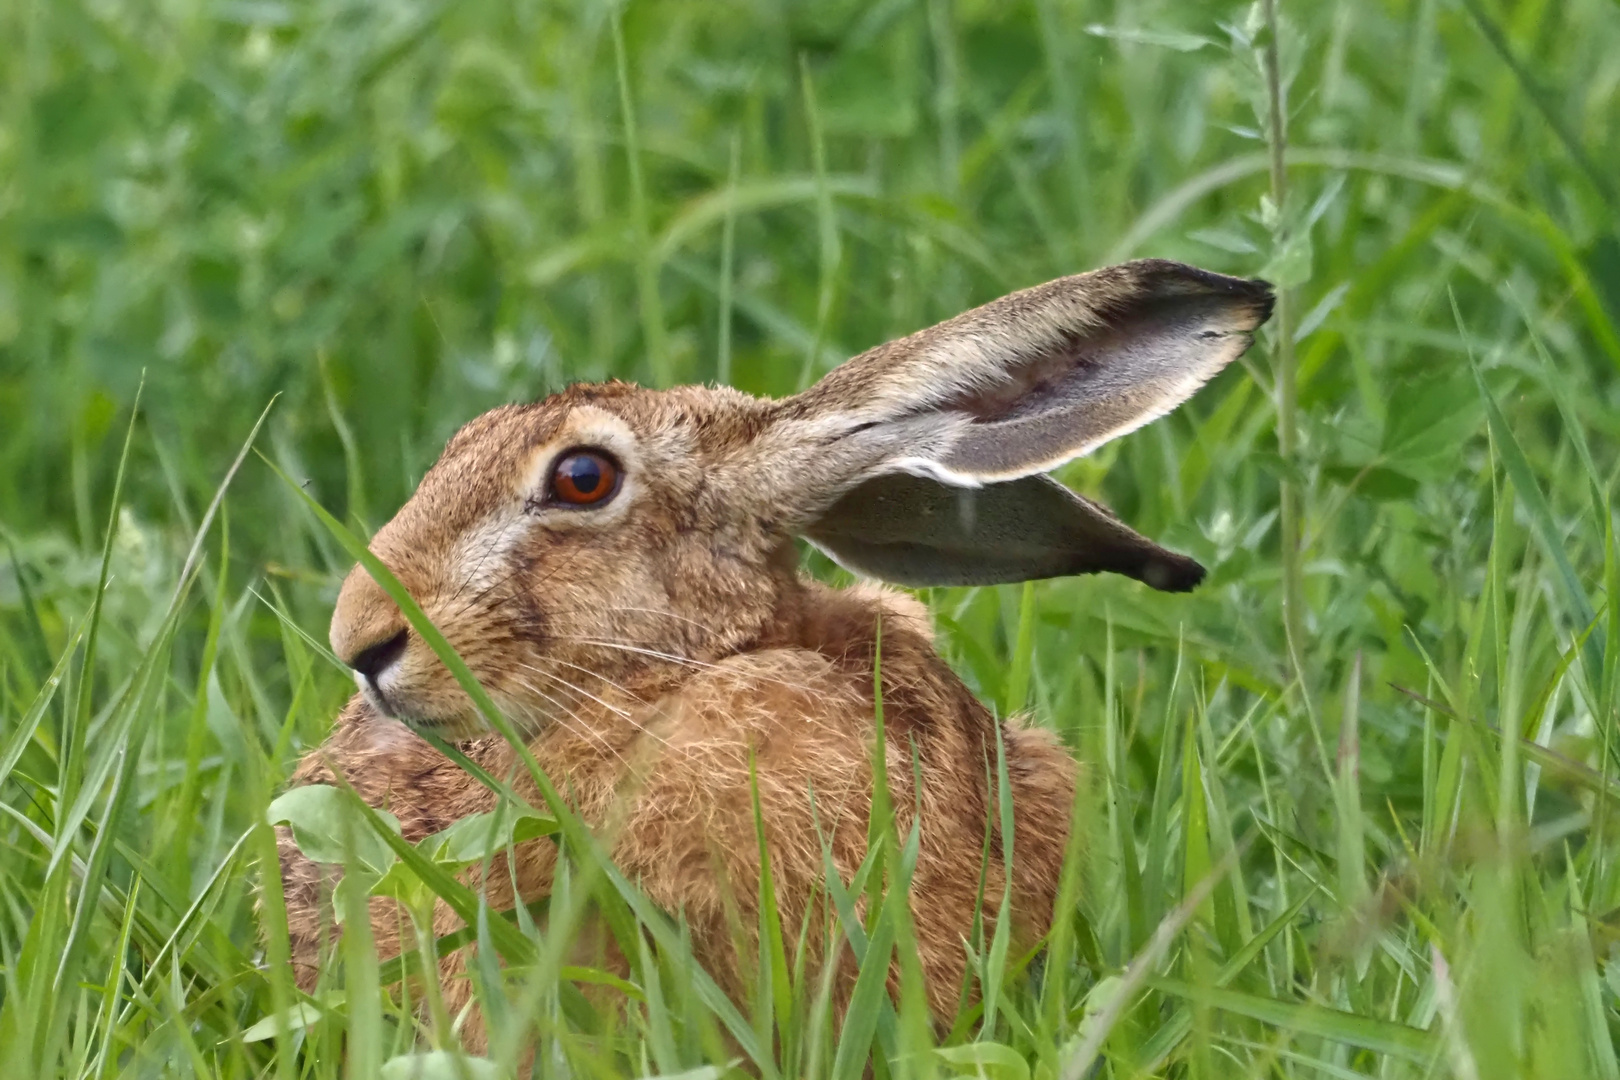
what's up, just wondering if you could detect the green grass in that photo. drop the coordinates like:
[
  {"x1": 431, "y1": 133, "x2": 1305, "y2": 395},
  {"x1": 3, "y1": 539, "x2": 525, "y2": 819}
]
[{"x1": 3, "y1": 0, "x2": 1620, "y2": 1075}]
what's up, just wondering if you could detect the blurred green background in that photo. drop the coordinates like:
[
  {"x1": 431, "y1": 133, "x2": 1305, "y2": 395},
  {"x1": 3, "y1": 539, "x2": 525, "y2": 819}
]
[{"x1": 2, "y1": 0, "x2": 1620, "y2": 1076}]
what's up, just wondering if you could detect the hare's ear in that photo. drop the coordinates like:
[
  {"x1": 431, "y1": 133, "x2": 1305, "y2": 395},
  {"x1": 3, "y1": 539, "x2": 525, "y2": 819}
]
[
  {"x1": 779, "y1": 259, "x2": 1273, "y2": 482},
  {"x1": 767, "y1": 259, "x2": 1272, "y2": 590},
  {"x1": 804, "y1": 472, "x2": 1207, "y2": 590}
]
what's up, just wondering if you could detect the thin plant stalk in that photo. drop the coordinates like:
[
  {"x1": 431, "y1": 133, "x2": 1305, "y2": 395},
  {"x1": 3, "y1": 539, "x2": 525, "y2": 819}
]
[{"x1": 1261, "y1": 0, "x2": 1313, "y2": 724}]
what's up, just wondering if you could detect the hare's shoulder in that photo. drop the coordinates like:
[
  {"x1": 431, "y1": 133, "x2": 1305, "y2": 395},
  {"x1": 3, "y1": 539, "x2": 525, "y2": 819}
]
[
  {"x1": 648, "y1": 645, "x2": 871, "y2": 752},
  {"x1": 640, "y1": 579, "x2": 988, "y2": 763}
]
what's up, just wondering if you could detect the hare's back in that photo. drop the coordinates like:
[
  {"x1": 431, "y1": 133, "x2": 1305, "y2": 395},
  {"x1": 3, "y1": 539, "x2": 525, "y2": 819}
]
[
  {"x1": 610, "y1": 585, "x2": 1075, "y2": 901},
  {"x1": 609, "y1": 635, "x2": 1073, "y2": 1014}
]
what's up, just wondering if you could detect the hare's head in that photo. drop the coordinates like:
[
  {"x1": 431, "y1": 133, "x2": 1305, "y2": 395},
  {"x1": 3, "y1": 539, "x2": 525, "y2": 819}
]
[{"x1": 330, "y1": 260, "x2": 1271, "y2": 737}]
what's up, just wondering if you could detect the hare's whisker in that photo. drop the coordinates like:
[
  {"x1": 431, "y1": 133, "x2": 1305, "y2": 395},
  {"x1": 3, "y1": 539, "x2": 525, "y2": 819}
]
[
  {"x1": 515, "y1": 661, "x2": 633, "y2": 720},
  {"x1": 524, "y1": 654, "x2": 645, "y2": 704},
  {"x1": 509, "y1": 676, "x2": 633, "y2": 764},
  {"x1": 541, "y1": 603, "x2": 730, "y2": 635},
  {"x1": 518, "y1": 665, "x2": 676, "y2": 750},
  {"x1": 590, "y1": 605, "x2": 720, "y2": 632},
  {"x1": 553, "y1": 635, "x2": 840, "y2": 710},
  {"x1": 515, "y1": 667, "x2": 673, "y2": 751},
  {"x1": 568, "y1": 637, "x2": 713, "y2": 668}
]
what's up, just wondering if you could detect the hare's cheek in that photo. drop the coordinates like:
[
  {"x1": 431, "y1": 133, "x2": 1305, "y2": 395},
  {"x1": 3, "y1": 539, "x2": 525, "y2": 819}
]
[
  {"x1": 447, "y1": 511, "x2": 532, "y2": 597},
  {"x1": 552, "y1": 563, "x2": 662, "y2": 637}
]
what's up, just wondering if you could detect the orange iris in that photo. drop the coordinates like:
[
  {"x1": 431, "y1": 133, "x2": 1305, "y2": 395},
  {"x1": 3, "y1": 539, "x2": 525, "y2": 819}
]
[{"x1": 550, "y1": 450, "x2": 619, "y2": 506}]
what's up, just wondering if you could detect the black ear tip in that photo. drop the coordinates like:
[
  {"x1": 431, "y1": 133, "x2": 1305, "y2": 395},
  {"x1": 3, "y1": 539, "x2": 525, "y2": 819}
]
[
  {"x1": 1249, "y1": 278, "x2": 1277, "y2": 324},
  {"x1": 1209, "y1": 272, "x2": 1276, "y2": 325},
  {"x1": 1136, "y1": 260, "x2": 1276, "y2": 326},
  {"x1": 1140, "y1": 555, "x2": 1207, "y2": 593}
]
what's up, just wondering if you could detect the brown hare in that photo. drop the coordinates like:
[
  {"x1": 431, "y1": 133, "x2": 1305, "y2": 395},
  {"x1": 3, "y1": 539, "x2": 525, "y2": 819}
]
[{"x1": 275, "y1": 258, "x2": 1272, "y2": 1048}]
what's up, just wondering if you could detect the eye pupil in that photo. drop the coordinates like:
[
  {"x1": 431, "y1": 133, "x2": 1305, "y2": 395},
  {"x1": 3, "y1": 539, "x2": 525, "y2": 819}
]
[
  {"x1": 567, "y1": 457, "x2": 600, "y2": 493},
  {"x1": 549, "y1": 451, "x2": 619, "y2": 506}
]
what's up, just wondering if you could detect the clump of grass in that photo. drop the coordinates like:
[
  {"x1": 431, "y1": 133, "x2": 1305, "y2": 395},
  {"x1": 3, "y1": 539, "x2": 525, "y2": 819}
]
[{"x1": 2, "y1": 0, "x2": 1620, "y2": 1076}]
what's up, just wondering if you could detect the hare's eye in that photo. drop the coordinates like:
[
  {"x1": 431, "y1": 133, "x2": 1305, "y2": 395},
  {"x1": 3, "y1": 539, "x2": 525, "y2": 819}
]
[{"x1": 548, "y1": 450, "x2": 621, "y2": 507}]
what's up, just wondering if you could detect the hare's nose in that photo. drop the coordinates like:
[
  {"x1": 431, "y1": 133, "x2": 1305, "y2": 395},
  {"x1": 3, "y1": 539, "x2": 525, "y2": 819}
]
[
  {"x1": 330, "y1": 559, "x2": 410, "y2": 681},
  {"x1": 349, "y1": 628, "x2": 408, "y2": 683}
]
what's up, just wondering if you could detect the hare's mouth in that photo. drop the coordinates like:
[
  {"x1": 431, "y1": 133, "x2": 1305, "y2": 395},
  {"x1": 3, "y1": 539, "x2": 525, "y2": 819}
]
[
  {"x1": 359, "y1": 676, "x2": 487, "y2": 742},
  {"x1": 360, "y1": 680, "x2": 400, "y2": 720}
]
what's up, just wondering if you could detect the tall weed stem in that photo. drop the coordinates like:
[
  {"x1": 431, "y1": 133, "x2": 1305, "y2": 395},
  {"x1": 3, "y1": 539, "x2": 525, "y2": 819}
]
[{"x1": 1261, "y1": 0, "x2": 1313, "y2": 724}]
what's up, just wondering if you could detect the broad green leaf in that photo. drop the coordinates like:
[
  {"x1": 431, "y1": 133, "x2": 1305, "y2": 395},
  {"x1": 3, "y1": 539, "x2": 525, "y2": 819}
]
[
  {"x1": 241, "y1": 1001, "x2": 325, "y2": 1043},
  {"x1": 935, "y1": 1041, "x2": 1032, "y2": 1080},
  {"x1": 266, "y1": 784, "x2": 400, "y2": 874},
  {"x1": 635, "y1": 1065, "x2": 739, "y2": 1080},
  {"x1": 420, "y1": 805, "x2": 558, "y2": 865},
  {"x1": 379, "y1": 1051, "x2": 502, "y2": 1080}
]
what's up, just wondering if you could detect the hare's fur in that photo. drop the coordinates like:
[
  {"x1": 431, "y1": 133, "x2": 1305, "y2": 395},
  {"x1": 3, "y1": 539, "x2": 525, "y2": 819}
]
[
  {"x1": 282, "y1": 583, "x2": 1076, "y2": 1044},
  {"x1": 274, "y1": 259, "x2": 1272, "y2": 1047}
]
